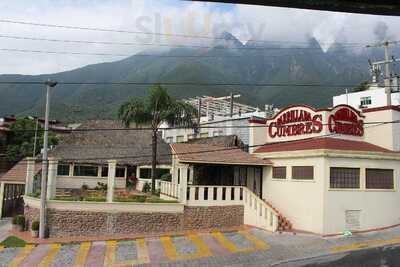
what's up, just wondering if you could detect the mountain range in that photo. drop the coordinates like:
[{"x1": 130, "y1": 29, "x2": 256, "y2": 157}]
[{"x1": 0, "y1": 32, "x2": 392, "y2": 121}]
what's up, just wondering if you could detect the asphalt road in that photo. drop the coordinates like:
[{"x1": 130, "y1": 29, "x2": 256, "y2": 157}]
[{"x1": 274, "y1": 244, "x2": 400, "y2": 267}]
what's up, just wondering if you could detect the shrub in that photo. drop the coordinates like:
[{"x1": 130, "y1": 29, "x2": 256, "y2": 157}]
[
  {"x1": 81, "y1": 184, "x2": 89, "y2": 191},
  {"x1": 142, "y1": 182, "x2": 151, "y2": 193},
  {"x1": 15, "y1": 215, "x2": 25, "y2": 227},
  {"x1": 95, "y1": 182, "x2": 107, "y2": 191},
  {"x1": 160, "y1": 173, "x2": 172, "y2": 182},
  {"x1": 31, "y1": 221, "x2": 39, "y2": 231}
]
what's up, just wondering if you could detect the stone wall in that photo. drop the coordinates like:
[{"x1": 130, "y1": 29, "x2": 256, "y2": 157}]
[
  {"x1": 183, "y1": 206, "x2": 244, "y2": 230},
  {"x1": 24, "y1": 205, "x2": 243, "y2": 238}
]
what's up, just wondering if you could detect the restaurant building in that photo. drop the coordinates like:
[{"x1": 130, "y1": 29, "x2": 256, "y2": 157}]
[{"x1": 247, "y1": 104, "x2": 400, "y2": 235}]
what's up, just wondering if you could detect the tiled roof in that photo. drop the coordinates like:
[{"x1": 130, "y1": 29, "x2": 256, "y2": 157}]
[
  {"x1": 186, "y1": 135, "x2": 245, "y2": 148},
  {"x1": 254, "y1": 137, "x2": 393, "y2": 154},
  {"x1": 49, "y1": 120, "x2": 171, "y2": 165},
  {"x1": 171, "y1": 143, "x2": 272, "y2": 166},
  {"x1": 0, "y1": 159, "x2": 42, "y2": 183}
]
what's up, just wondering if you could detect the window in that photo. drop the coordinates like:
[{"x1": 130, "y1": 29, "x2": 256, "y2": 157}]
[
  {"x1": 165, "y1": 137, "x2": 173, "y2": 144},
  {"x1": 73, "y1": 165, "x2": 98, "y2": 177},
  {"x1": 272, "y1": 167, "x2": 286, "y2": 179},
  {"x1": 366, "y1": 169, "x2": 394, "y2": 189},
  {"x1": 330, "y1": 167, "x2": 360, "y2": 189},
  {"x1": 139, "y1": 168, "x2": 151, "y2": 179},
  {"x1": 101, "y1": 166, "x2": 108, "y2": 177},
  {"x1": 200, "y1": 132, "x2": 209, "y2": 138},
  {"x1": 292, "y1": 166, "x2": 314, "y2": 180},
  {"x1": 116, "y1": 167, "x2": 125, "y2": 178},
  {"x1": 177, "y1": 168, "x2": 180, "y2": 184},
  {"x1": 360, "y1": 96, "x2": 372, "y2": 106},
  {"x1": 57, "y1": 164, "x2": 70, "y2": 176},
  {"x1": 176, "y1": 135, "x2": 184, "y2": 143},
  {"x1": 213, "y1": 131, "x2": 223, "y2": 137}
]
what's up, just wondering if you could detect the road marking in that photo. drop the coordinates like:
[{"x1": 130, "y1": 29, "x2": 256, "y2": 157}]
[
  {"x1": 332, "y1": 238, "x2": 400, "y2": 252},
  {"x1": 212, "y1": 231, "x2": 269, "y2": 253},
  {"x1": 72, "y1": 242, "x2": 91, "y2": 267},
  {"x1": 160, "y1": 234, "x2": 212, "y2": 261},
  {"x1": 38, "y1": 243, "x2": 61, "y2": 267},
  {"x1": 239, "y1": 230, "x2": 270, "y2": 250},
  {"x1": 104, "y1": 239, "x2": 150, "y2": 266},
  {"x1": 7, "y1": 244, "x2": 35, "y2": 267}
]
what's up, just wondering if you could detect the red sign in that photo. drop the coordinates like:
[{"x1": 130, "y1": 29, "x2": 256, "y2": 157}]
[
  {"x1": 268, "y1": 109, "x2": 323, "y2": 138},
  {"x1": 328, "y1": 107, "x2": 364, "y2": 136}
]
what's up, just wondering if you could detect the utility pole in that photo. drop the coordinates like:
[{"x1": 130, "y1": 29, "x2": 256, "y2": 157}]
[
  {"x1": 367, "y1": 40, "x2": 399, "y2": 106},
  {"x1": 32, "y1": 118, "x2": 39, "y2": 157},
  {"x1": 383, "y1": 41, "x2": 392, "y2": 105},
  {"x1": 39, "y1": 80, "x2": 57, "y2": 239}
]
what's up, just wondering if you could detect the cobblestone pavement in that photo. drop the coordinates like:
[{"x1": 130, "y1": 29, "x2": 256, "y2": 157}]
[{"x1": 2, "y1": 226, "x2": 400, "y2": 266}]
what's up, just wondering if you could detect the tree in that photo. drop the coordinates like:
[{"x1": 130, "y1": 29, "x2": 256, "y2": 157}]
[
  {"x1": 6, "y1": 118, "x2": 58, "y2": 162},
  {"x1": 352, "y1": 80, "x2": 370, "y2": 92},
  {"x1": 118, "y1": 85, "x2": 197, "y2": 194}
]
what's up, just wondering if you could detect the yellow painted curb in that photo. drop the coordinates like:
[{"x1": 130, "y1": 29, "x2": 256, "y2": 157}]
[{"x1": 332, "y1": 238, "x2": 400, "y2": 253}]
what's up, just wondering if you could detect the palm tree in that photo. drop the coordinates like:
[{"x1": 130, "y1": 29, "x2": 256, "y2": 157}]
[{"x1": 118, "y1": 85, "x2": 197, "y2": 194}]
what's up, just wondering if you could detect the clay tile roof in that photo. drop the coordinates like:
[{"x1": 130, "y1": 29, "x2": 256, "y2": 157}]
[
  {"x1": 0, "y1": 159, "x2": 42, "y2": 183},
  {"x1": 171, "y1": 143, "x2": 272, "y2": 166},
  {"x1": 254, "y1": 137, "x2": 393, "y2": 154},
  {"x1": 48, "y1": 120, "x2": 171, "y2": 165}
]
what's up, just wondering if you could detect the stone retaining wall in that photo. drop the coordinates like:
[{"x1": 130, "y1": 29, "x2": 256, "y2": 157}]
[{"x1": 24, "y1": 205, "x2": 243, "y2": 238}]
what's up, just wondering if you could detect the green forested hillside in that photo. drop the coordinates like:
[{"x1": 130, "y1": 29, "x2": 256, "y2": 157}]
[{"x1": 0, "y1": 33, "x2": 387, "y2": 121}]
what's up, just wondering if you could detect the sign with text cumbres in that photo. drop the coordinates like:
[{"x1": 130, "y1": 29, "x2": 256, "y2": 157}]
[{"x1": 267, "y1": 105, "x2": 364, "y2": 140}]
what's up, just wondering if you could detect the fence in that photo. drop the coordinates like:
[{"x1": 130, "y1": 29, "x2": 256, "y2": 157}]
[{"x1": 159, "y1": 181, "x2": 180, "y2": 199}]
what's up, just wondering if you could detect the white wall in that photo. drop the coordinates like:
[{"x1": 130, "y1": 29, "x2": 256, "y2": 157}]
[
  {"x1": 262, "y1": 157, "x2": 326, "y2": 234},
  {"x1": 364, "y1": 108, "x2": 400, "y2": 151},
  {"x1": 323, "y1": 157, "x2": 400, "y2": 234},
  {"x1": 333, "y1": 88, "x2": 400, "y2": 110}
]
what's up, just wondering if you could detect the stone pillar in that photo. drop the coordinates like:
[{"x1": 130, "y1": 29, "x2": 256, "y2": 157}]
[
  {"x1": 46, "y1": 158, "x2": 58, "y2": 200},
  {"x1": 107, "y1": 160, "x2": 117, "y2": 203},
  {"x1": 25, "y1": 157, "x2": 36, "y2": 195},
  {"x1": 179, "y1": 165, "x2": 188, "y2": 205}
]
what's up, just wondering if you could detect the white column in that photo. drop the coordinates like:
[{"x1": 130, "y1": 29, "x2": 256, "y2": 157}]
[
  {"x1": 0, "y1": 182, "x2": 4, "y2": 218},
  {"x1": 179, "y1": 165, "x2": 188, "y2": 205},
  {"x1": 25, "y1": 157, "x2": 36, "y2": 195},
  {"x1": 107, "y1": 160, "x2": 117, "y2": 203},
  {"x1": 46, "y1": 158, "x2": 58, "y2": 200}
]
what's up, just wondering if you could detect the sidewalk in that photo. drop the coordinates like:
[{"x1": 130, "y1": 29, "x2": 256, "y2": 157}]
[{"x1": 1, "y1": 225, "x2": 400, "y2": 266}]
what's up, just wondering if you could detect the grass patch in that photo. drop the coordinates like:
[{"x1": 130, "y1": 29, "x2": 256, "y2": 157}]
[
  {"x1": 54, "y1": 196, "x2": 106, "y2": 202},
  {"x1": 1, "y1": 236, "x2": 27, "y2": 247}
]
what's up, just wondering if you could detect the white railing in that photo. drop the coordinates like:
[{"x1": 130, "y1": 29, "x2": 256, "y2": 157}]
[
  {"x1": 186, "y1": 185, "x2": 243, "y2": 206},
  {"x1": 160, "y1": 181, "x2": 180, "y2": 199},
  {"x1": 242, "y1": 187, "x2": 279, "y2": 232}
]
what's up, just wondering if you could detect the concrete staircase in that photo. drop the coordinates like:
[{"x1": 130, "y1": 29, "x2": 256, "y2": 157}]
[{"x1": 263, "y1": 200, "x2": 293, "y2": 232}]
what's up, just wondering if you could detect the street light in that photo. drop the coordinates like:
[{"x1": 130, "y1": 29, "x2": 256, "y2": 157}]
[{"x1": 39, "y1": 79, "x2": 57, "y2": 239}]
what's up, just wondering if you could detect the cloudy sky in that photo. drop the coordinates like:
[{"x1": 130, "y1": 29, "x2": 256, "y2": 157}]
[{"x1": 1, "y1": 0, "x2": 400, "y2": 75}]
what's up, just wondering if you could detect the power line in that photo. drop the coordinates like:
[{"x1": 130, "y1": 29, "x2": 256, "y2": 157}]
[
  {"x1": 0, "y1": 80, "x2": 383, "y2": 87},
  {"x1": 0, "y1": 34, "x2": 365, "y2": 51},
  {"x1": 7, "y1": 120, "x2": 400, "y2": 133},
  {"x1": 3, "y1": 120, "x2": 395, "y2": 165},
  {"x1": 0, "y1": 19, "x2": 372, "y2": 46},
  {"x1": 6, "y1": 120, "x2": 393, "y2": 163}
]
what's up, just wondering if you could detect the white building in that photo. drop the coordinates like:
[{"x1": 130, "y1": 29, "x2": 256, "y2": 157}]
[
  {"x1": 161, "y1": 95, "x2": 278, "y2": 146},
  {"x1": 333, "y1": 84, "x2": 400, "y2": 110}
]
